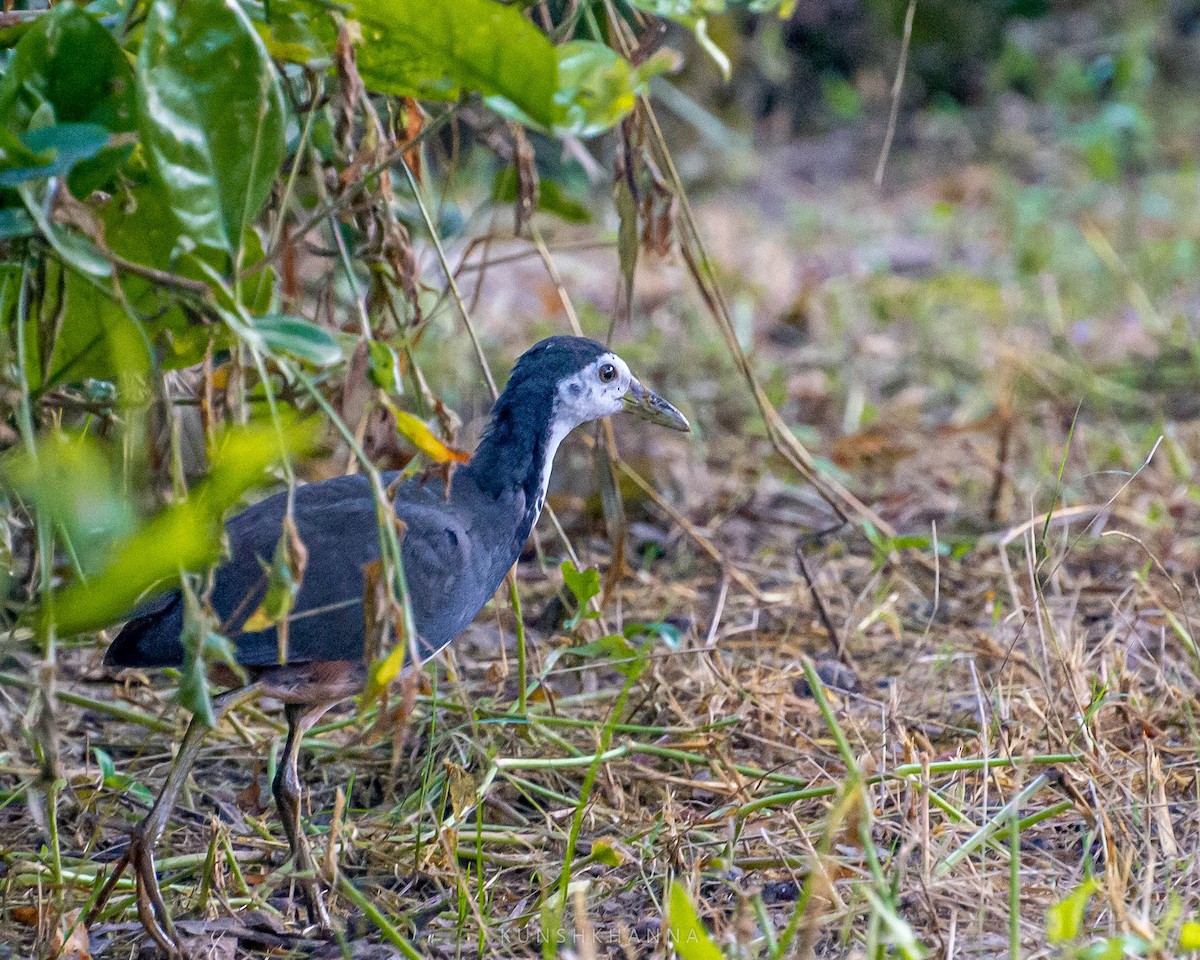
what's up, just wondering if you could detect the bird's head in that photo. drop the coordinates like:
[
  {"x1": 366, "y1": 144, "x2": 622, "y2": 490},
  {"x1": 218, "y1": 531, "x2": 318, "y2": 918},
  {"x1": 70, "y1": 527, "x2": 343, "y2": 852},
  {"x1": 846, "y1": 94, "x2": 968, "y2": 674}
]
[{"x1": 507, "y1": 335, "x2": 690, "y2": 435}]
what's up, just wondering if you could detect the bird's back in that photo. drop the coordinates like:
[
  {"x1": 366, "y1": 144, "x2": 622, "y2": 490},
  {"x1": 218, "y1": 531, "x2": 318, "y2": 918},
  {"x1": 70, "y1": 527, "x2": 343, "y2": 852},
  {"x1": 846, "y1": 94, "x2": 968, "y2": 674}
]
[{"x1": 105, "y1": 468, "x2": 528, "y2": 671}]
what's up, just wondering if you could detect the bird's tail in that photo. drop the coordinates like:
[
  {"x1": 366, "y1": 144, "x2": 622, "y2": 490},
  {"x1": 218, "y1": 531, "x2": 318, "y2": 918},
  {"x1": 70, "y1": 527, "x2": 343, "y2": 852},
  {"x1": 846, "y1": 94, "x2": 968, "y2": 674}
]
[{"x1": 104, "y1": 592, "x2": 186, "y2": 668}]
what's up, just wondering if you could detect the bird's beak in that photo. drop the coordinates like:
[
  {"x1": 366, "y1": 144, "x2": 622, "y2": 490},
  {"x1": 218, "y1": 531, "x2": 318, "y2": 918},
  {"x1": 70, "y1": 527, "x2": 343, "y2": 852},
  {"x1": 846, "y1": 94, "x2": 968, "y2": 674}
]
[{"x1": 623, "y1": 378, "x2": 691, "y2": 432}]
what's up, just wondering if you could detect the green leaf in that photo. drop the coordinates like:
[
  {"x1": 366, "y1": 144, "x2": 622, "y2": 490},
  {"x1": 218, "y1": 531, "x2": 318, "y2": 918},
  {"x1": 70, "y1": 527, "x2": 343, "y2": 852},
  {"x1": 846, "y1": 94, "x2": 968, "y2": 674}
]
[
  {"x1": 0, "y1": 123, "x2": 109, "y2": 187},
  {"x1": 561, "y1": 560, "x2": 600, "y2": 606},
  {"x1": 53, "y1": 497, "x2": 221, "y2": 637},
  {"x1": 3, "y1": 431, "x2": 137, "y2": 576},
  {"x1": 252, "y1": 314, "x2": 343, "y2": 367},
  {"x1": 32, "y1": 183, "x2": 189, "y2": 390},
  {"x1": 18, "y1": 181, "x2": 113, "y2": 278},
  {"x1": 666, "y1": 880, "x2": 724, "y2": 960},
  {"x1": 367, "y1": 340, "x2": 402, "y2": 392},
  {"x1": 1047, "y1": 879, "x2": 1096, "y2": 944},
  {"x1": 305, "y1": 0, "x2": 665, "y2": 136},
  {"x1": 542, "y1": 42, "x2": 680, "y2": 138},
  {"x1": 492, "y1": 168, "x2": 591, "y2": 224},
  {"x1": 137, "y1": 0, "x2": 286, "y2": 254},
  {"x1": 248, "y1": 0, "x2": 330, "y2": 66},
  {"x1": 92, "y1": 746, "x2": 116, "y2": 781},
  {"x1": 1078, "y1": 935, "x2": 1151, "y2": 960},
  {"x1": 0, "y1": 4, "x2": 136, "y2": 133},
  {"x1": 0, "y1": 209, "x2": 34, "y2": 239},
  {"x1": 588, "y1": 838, "x2": 624, "y2": 867},
  {"x1": 92, "y1": 745, "x2": 154, "y2": 804},
  {"x1": 569, "y1": 633, "x2": 648, "y2": 679},
  {"x1": 321, "y1": 0, "x2": 559, "y2": 128},
  {"x1": 560, "y1": 559, "x2": 600, "y2": 629}
]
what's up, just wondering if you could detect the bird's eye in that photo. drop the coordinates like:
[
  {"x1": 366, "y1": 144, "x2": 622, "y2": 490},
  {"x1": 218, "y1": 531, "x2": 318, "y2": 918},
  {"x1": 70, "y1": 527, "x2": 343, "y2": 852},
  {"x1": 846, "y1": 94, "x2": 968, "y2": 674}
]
[{"x1": 598, "y1": 363, "x2": 617, "y2": 384}]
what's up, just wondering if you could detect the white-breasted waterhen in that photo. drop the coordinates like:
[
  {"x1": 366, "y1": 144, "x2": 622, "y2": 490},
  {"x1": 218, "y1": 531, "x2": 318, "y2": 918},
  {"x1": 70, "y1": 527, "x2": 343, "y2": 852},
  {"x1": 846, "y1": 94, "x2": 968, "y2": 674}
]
[{"x1": 101, "y1": 336, "x2": 689, "y2": 953}]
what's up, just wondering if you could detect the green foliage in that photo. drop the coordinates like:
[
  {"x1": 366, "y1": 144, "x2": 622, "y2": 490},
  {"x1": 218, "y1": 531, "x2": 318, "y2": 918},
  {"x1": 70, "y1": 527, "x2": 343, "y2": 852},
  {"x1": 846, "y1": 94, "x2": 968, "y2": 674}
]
[
  {"x1": 92, "y1": 747, "x2": 153, "y2": 806},
  {"x1": 547, "y1": 43, "x2": 680, "y2": 137},
  {"x1": 321, "y1": 0, "x2": 559, "y2": 125},
  {"x1": 493, "y1": 168, "x2": 591, "y2": 224},
  {"x1": 666, "y1": 880, "x2": 725, "y2": 960},
  {"x1": 560, "y1": 559, "x2": 600, "y2": 629},
  {"x1": 3, "y1": 431, "x2": 136, "y2": 575},
  {"x1": 0, "y1": 4, "x2": 133, "y2": 130},
  {"x1": 252, "y1": 313, "x2": 343, "y2": 367},
  {"x1": 566, "y1": 632, "x2": 649, "y2": 678},
  {"x1": 0, "y1": 0, "x2": 705, "y2": 743},
  {"x1": 136, "y1": 0, "x2": 286, "y2": 255},
  {"x1": 1047, "y1": 879, "x2": 1097, "y2": 944},
  {"x1": 1046, "y1": 879, "x2": 1159, "y2": 958}
]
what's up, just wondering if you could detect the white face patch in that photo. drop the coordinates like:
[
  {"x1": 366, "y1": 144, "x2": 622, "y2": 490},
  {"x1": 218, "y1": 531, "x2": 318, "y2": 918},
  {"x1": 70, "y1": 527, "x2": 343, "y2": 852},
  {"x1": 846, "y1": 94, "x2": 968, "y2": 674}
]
[{"x1": 532, "y1": 353, "x2": 634, "y2": 517}]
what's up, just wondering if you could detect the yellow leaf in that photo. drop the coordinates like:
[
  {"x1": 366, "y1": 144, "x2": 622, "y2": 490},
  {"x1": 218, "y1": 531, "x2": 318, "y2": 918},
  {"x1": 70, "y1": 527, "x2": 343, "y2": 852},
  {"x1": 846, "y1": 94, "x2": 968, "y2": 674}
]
[
  {"x1": 363, "y1": 641, "x2": 407, "y2": 705},
  {"x1": 241, "y1": 607, "x2": 274, "y2": 632},
  {"x1": 589, "y1": 837, "x2": 624, "y2": 867},
  {"x1": 386, "y1": 402, "x2": 469, "y2": 464},
  {"x1": 1181, "y1": 921, "x2": 1200, "y2": 950}
]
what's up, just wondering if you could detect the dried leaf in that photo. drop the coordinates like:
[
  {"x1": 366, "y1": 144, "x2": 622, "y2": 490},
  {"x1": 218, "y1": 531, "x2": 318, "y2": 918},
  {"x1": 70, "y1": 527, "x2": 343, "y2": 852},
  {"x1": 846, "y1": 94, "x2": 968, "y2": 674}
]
[
  {"x1": 381, "y1": 219, "x2": 422, "y2": 322},
  {"x1": 511, "y1": 122, "x2": 538, "y2": 236},
  {"x1": 397, "y1": 96, "x2": 423, "y2": 181},
  {"x1": 49, "y1": 908, "x2": 91, "y2": 960},
  {"x1": 10, "y1": 905, "x2": 40, "y2": 926},
  {"x1": 334, "y1": 22, "x2": 364, "y2": 158},
  {"x1": 614, "y1": 175, "x2": 638, "y2": 302},
  {"x1": 443, "y1": 759, "x2": 478, "y2": 821}
]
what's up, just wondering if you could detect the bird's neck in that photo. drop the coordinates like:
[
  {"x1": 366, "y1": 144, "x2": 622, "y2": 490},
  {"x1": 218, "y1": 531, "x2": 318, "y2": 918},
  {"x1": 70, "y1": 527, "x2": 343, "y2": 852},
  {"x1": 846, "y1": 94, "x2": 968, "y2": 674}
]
[{"x1": 457, "y1": 387, "x2": 574, "y2": 538}]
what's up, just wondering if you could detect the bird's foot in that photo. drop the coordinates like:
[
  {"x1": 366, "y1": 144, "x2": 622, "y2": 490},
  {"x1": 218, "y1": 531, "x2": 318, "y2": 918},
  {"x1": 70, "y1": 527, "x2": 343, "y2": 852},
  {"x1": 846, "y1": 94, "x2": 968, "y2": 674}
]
[
  {"x1": 130, "y1": 830, "x2": 190, "y2": 959},
  {"x1": 280, "y1": 858, "x2": 334, "y2": 934},
  {"x1": 299, "y1": 877, "x2": 334, "y2": 934}
]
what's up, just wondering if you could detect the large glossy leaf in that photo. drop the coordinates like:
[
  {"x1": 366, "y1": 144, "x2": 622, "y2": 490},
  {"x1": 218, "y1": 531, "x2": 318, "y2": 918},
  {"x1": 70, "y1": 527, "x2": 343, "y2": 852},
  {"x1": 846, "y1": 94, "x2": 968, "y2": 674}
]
[
  {"x1": 51, "y1": 417, "x2": 322, "y2": 636},
  {"x1": 320, "y1": 0, "x2": 559, "y2": 128},
  {"x1": 0, "y1": 4, "x2": 135, "y2": 132},
  {"x1": 301, "y1": 0, "x2": 670, "y2": 136},
  {"x1": 136, "y1": 0, "x2": 286, "y2": 254}
]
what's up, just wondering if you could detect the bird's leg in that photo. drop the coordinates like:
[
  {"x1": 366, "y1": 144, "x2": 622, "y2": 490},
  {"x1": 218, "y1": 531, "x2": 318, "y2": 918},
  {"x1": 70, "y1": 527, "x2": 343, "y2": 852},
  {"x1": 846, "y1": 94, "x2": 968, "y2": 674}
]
[
  {"x1": 128, "y1": 684, "x2": 263, "y2": 957},
  {"x1": 272, "y1": 702, "x2": 334, "y2": 932}
]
